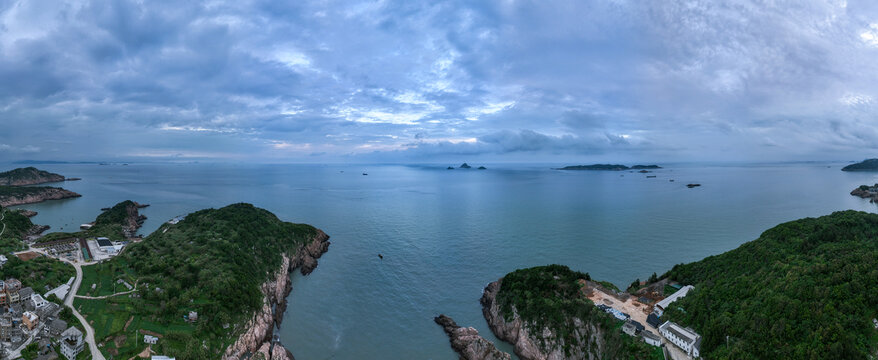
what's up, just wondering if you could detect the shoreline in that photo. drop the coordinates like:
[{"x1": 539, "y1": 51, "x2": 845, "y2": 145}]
[{"x1": 223, "y1": 229, "x2": 330, "y2": 360}]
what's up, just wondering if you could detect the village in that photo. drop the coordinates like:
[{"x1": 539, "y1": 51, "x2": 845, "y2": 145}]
[
  {"x1": 0, "y1": 211, "x2": 186, "y2": 360},
  {"x1": 581, "y1": 279, "x2": 702, "y2": 359}
]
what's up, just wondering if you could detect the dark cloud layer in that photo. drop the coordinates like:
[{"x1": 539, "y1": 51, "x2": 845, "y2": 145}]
[{"x1": 1, "y1": 0, "x2": 877, "y2": 162}]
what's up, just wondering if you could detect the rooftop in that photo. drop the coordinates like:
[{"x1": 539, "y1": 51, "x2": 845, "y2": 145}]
[{"x1": 656, "y1": 285, "x2": 694, "y2": 310}]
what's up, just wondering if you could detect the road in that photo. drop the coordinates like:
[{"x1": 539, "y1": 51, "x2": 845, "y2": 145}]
[
  {"x1": 0, "y1": 209, "x2": 6, "y2": 238},
  {"x1": 17, "y1": 247, "x2": 107, "y2": 360}
]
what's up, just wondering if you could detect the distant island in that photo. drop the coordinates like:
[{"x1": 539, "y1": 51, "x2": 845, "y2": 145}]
[
  {"x1": 557, "y1": 164, "x2": 662, "y2": 171},
  {"x1": 842, "y1": 159, "x2": 878, "y2": 171},
  {"x1": 851, "y1": 184, "x2": 878, "y2": 203},
  {"x1": 0, "y1": 166, "x2": 71, "y2": 185},
  {"x1": 437, "y1": 211, "x2": 878, "y2": 359},
  {"x1": 448, "y1": 163, "x2": 487, "y2": 170},
  {"x1": 0, "y1": 167, "x2": 81, "y2": 206}
]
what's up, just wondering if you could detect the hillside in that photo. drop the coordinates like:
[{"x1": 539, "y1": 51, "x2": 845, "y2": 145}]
[
  {"x1": 662, "y1": 210, "x2": 878, "y2": 359},
  {"x1": 482, "y1": 265, "x2": 661, "y2": 360},
  {"x1": 842, "y1": 159, "x2": 878, "y2": 171},
  {"x1": 75, "y1": 203, "x2": 329, "y2": 359},
  {"x1": 0, "y1": 185, "x2": 81, "y2": 206},
  {"x1": 0, "y1": 166, "x2": 66, "y2": 185}
]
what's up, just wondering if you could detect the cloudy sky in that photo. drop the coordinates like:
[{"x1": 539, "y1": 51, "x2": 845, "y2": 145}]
[{"x1": 1, "y1": 0, "x2": 878, "y2": 163}]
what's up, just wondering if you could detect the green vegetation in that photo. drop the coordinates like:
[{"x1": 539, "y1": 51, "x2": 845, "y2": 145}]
[
  {"x1": 663, "y1": 210, "x2": 878, "y2": 359},
  {"x1": 95, "y1": 200, "x2": 136, "y2": 226},
  {"x1": 0, "y1": 207, "x2": 34, "y2": 252},
  {"x1": 0, "y1": 255, "x2": 74, "y2": 292},
  {"x1": 842, "y1": 158, "x2": 878, "y2": 171},
  {"x1": 76, "y1": 202, "x2": 321, "y2": 359},
  {"x1": 497, "y1": 265, "x2": 660, "y2": 359},
  {"x1": 0, "y1": 166, "x2": 65, "y2": 185},
  {"x1": 557, "y1": 164, "x2": 661, "y2": 171},
  {"x1": 20, "y1": 342, "x2": 38, "y2": 360}
]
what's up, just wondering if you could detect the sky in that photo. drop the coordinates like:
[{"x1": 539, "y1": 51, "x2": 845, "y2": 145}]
[{"x1": 1, "y1": 0, "x2": 878, "y2": 163}]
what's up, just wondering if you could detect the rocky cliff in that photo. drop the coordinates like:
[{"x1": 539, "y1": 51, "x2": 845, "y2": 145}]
[
  {"x1": 480, "y1": 279, "x2": 608, "y2": 360},
  {"x1": 0, "y1": 186, "x2": 81, "y2": 207},
  {"x1": 223, "y1": 229, "x2": 330, "y2": 360},
  {"x1": 434, "y1": 314, "x2": 511, "y2": 360},
  {"x1": 851, "y1": 184, "x2": 878, "y2": 203}
]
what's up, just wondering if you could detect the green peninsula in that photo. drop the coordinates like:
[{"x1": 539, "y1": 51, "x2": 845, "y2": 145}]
[
  {"x1": 0, "y1": 166, "x2": 67, "y2": 185},
  {"x1": 476, "y1": 211, "x2": 878, "y2": 360},
  {"x1": 75, "y1": 202, "x2": 329, "y2": 359},
  {"x1": 842, "y1": 159, "x2": 878, "y2": 171}
]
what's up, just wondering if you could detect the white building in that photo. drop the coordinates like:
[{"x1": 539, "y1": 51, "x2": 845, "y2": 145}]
[
  {"x1": 659, "y1": 321, "x2": 701, "y2": 358},
  {"x1": 640, "y1": 329, "x2": 662, "y2": 347},
  {"x1": 30, "y1": 293, "x2": 49, "y2": 308},
  {"x1": 0, "y1": 255, "x2": 7, "y2": 267},
  {"x1": 152, "y1": 356, "x2": 176, "y2": 360},
  {"x1": 654, "y1": 285, "x2": 694, "y2": 316},
  {"x1": 144, "y1": 335, "x2": 158, "y2": 344},
  {"x1": 60, "y1": 326, "x2": 84, "y2": 359}
]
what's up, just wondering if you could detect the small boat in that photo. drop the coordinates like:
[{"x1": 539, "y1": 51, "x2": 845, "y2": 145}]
[
  {"x1": 362, "y1": 173, "x2": 368, "y2": 176},
  {"x1": 646, "y1": 175, "x2": 657, "y2": 178}
]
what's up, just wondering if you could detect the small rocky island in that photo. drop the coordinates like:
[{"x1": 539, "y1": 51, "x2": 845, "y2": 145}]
[
  {"x1": 0, "y1": 166, "x2": 70, "y2": 185},
  {"x1": 557, "y1": 164, "x2": 662, "y2": 171},
  {"x1": 434, "y1": 314, "x2": 510, "y2": 360},
  {"x1": 841, "y1": 159, "x2": 878, "y2": 171},
  {"x1": 851, "y1": 184, "x2": 878, "y2": 203}
]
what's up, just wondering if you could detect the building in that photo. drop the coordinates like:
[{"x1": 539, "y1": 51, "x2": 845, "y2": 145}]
[
  {"x1": 622, "y1": 321, "x2": 638, "y2": 336},
  {"x1": 654, "y1": 285, "x2": 694, "y2": 316},
  {"x1": 5, "y1": 278, "x2": 21, "y2": 293},
  {"x1": 7, "y1": 290, "x2": 19, "y2": 305},
  {"x1": 60, "y1": 326, "x2": 84, "y2": 359},
  {"x1": 22, "y1": 311, "x2": 38, "y2": 330},
  {"x1": 641, "y1": 329, "x2": 662, "y2": 347},
  {"x1": 0, "y1": 315, "x2": 12, "y2": 342},
  {"x1": 96, "y1": 237, "x2": 118, "y2": 254},
  {"x1": 0, "y1": 255, "x2": 7, "y2": 267},
  {"x1": 188, "y1": 311, "x2": 198, "y2": 322},
  {"x1": 0, "y1": 292, "x2": 6, "y2": 307},
  {"x1": 31, "y1": 294, "x2": 48, "y2": 309},
  {"x1": 152, "y1": 356, "x2": 176, "y2": 360},
  {"x1": 659, "y1": 321, "x2": 701, "y2": 358},
  {"x1": 19, "y1": 287, "x2": 34, "y2": 300},
  {"x1": 49, "y1": 319, "x2": 68, "y2": 337},
  {"x1": 646, "y1": 313, "x2": 661, "y2": 328},
  {"x1": 144, "y1": 335, "x2": 158, "y2": 344}
]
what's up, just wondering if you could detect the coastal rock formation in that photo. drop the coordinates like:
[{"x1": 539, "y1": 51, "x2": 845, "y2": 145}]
[
  {"x1": 851, "y1": 184, "x2": 878, "y2": 203},
  {"x1": 557, "y1": 164, "x2": 661, "y2": 171},
  {"x1": 481, "y1": 279, "x2": 609, "y2": 360},
  {"x1": 0, "y1": 167, "x2": 66, "y2": 185},
  {"x1": 434, "y1": 314, "x2": 511, "y2": 360},
  {"x1": 17, "y1": 209, "x2": 37, "y2": 217},
  {"x1": 223, "y1": 229, "x2": 330, "y2": 360},
  {"x1": 0, "y1": 186, "x2": 81, "y2": 207}
]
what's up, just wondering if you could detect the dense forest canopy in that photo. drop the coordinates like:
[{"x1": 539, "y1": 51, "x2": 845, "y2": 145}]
[{"x1": 663, "y1": 210, "x2": 878, "y2": 359}]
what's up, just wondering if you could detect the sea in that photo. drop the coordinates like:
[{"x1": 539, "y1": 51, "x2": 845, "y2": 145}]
[{"x1": 5, "y1": 162, "x2": 877, "y2": 359}]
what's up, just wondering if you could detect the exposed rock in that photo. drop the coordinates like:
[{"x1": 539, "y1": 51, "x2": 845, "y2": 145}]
[
  {"x1": 434, "y1": 314, "x2": 511, "y2": 360},
  {"x1": 851, "y1": 184, "x2": 878, "y2": 203},
  {"x1": 17, "y1": 209, "x2": 37, "y2": 217},
  {"x1": 460, "y1": 163, "x2": 472, "y2": 169},
  {"x1": 223, "y1": 230, "x2": 330, "y2": 360},
  {"x1": 0, "y1": 187, "x2": 81, "y2": 207},
  {"x1": 481, "y1": 280, "x2": 607, "y2": 360}
]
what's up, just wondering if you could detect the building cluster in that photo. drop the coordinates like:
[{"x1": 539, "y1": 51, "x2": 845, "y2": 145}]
[
  {"x1": 607, "y1": 284, "x2": 703, "y2": 358},
  {"x1": 0, "y1": 278, "x2": 85, "y2": 359}
]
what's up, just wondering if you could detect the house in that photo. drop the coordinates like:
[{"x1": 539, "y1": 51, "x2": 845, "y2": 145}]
[
  {"x1": 31, "y1": 294, "x2": 49, "y2": 309},
  {"x1": 96, "y1": 238, "x2": 118, "y2": 254},
  {"x1": 630, "y1": 320, "x2": 645, "y2": 333},
  {"x1": 49, "y1": 319, "x2": 68, "y2": 337},
  {"x1": 60, "y1": 327, "x2": 84, "y2": 359},
  {"x1": 0, "y1": 255, "x2": 7, "y2": 267},
  {"x1": 188, "y1": 311, "x2": 198, "y2": 322},
  {"x1": 144, "y1": 335, "x2": 158, "y2": 344},
  {"x1": 5, "y1": 278, "x2": 21, "y2": 293},
  {"x1": 0, "y1": 315, "x2": 13, "y2": 342},
  {"x1": 622, "y1": 321, "x2": 637, "y2": 336},
  {"x1": 0, "y1": 292, "x2": 6, "y2": 307},
  {"x1": 152, "y1": 356, "x2": 176, "y2": 360},
  {"x1": 7, "y1": 290, "x2": 19, "y2": 305},
  {"x1": 654, "y1": 285, "x2": 694, "y2": 316},
  {"x1": 646, "y1": 313, "x2": 661, "y2": 328},
  {"x1": 22, "y1": 311, "x2": 38, "y2": 330},
  {"x1": 641, "y1": 329, "x2": 662, "y2": 347},
  {"x1": 19, "y1": 287, "x2": 34, "y2": 300},
  {"x1": 659, "y1": 321, "x2": 701, "y2": 358}
]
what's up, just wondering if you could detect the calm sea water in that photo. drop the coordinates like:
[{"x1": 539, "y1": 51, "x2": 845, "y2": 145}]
[{"x1": 6, "y1": 162, "x2": 878, "y2": 359}]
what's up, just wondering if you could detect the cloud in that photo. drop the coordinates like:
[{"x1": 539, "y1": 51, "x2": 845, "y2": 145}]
[{"x1": 1, "y1": 0, "x2": 878, "y2": 162}]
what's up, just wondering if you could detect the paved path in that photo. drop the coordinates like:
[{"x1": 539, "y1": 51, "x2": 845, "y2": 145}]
[
  {"x1": 0, "y1": 210, "x2": 7, "y2": 238},
  {"x1": 66, "y1": 261, "x2": 107, "y2": 360},
  {"x1": 76, "y1": 280, "x2": 138, "y2": 299}
]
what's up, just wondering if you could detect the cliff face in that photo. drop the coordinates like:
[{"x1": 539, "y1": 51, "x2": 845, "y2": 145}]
[
  {"x1": 480, "y1": 280, "x2": 607, "y2": 360},
  {"x1": 434, "y1": 314, "x2": 511, "y2": 360},
  {"x1": 851, "y1": 185, "x2": 878, "y2": 203},
  {"x1": 223, "y1": 229, "x2": 330, "y2": 360},
  {"x1": 0, "y1": 187, "x2": 81, "y2": 207}
]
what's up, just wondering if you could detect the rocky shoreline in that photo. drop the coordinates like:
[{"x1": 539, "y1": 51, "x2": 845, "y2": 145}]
[
  {"x1": 0, "y1": 187, "x2": 81, "y2": 207},
  {"x1": 851, "y1": 184, "x2": 878, "y2": 203},
  {"x1": 434, "y1": 314, "x2": 511, "y2": 360},
  {"x1": 223, "y1": 229, "x2": 331, "y2": 360},
  {"x1": 480, "y1": 279, "x2": 607, "y2": 360}
]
